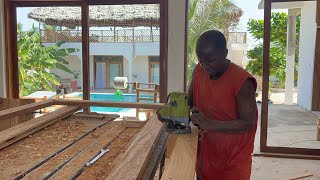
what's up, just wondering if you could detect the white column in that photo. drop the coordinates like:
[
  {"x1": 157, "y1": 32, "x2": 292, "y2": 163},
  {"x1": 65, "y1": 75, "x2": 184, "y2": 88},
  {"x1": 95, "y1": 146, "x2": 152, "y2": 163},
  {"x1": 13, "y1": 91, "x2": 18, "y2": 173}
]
[
  {"x1": 285, "y1": 9, "x2": 300, "y2": 105},
  {"x1": 128, "y1": 60, "x2": 133, "y2": 93},
  {"x1": 167, "y1": 0, "x2": 187, "y2": 93},
  {"x1": 0, "y1": 0, "x2": 7, "y2": 98},
  {"x1": 129, "y1": 42, "x2": 135, "y2": 93}
]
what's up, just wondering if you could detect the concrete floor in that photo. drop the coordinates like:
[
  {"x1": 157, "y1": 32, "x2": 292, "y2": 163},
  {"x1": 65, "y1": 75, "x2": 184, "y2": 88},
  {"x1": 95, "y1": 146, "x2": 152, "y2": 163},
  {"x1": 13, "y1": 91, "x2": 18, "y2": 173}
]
[
  {"x1": 255, "y1": 104, "x2": 319, "y2": 149},
  {"x1": 251, "y1": 104, "x2": 320, "y2": 180}
]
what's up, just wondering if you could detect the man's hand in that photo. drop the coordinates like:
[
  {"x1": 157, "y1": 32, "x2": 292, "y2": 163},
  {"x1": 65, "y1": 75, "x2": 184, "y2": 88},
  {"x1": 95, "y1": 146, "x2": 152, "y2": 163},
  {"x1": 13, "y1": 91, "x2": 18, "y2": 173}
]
[{"x1": 190, "y1": 108, "x2": 211, "y2": 129}]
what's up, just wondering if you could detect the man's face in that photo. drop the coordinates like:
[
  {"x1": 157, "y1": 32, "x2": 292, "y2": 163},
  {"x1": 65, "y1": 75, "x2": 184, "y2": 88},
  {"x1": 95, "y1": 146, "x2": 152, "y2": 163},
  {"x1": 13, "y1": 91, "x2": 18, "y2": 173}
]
[{"x1": 197, "y1": 47, "x2": 227, "y2": 76}]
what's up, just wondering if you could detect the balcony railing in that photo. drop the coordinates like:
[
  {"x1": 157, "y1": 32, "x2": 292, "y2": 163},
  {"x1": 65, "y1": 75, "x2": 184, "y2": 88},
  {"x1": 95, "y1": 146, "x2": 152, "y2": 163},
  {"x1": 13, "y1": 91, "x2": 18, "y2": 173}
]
[
  {"x1": 40, "y1": 29, "x2": 160, "y2": 43},
  {"x1": 40, "y1": 29, "x2": 246, "y2": 44}
]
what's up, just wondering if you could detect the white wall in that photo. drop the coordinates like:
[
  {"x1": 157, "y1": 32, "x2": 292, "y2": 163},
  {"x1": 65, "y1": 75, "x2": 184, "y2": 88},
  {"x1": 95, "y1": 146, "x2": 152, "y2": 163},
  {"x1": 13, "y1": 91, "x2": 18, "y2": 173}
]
[
  {"x1": 297, "y1": 1, "x2": 317, "y2": 110},
  {"x1": 51, "y1": 55, "x2": 81, "y2": 80},
  {"x1": 44, "y1": 42, "x2": 160, "y2": 61},
  {"x1": 0, "y1": 0, "x2": 7, "y2": 98},
  {"x1": 44, "y1": 42, "x2": 159, "y2": 89},
  {"x1": 123, "y1": 57, "x2": 129, "y2": 80},
  {"x1": 132, "y1": 56, "x2": 149, "y2": 84},
  {"x1": 231, "y1": 50, "x2": 245, "y2": 67},
  {"x1": 167, "y1": 0, "x2": 187, "y2": 93}
]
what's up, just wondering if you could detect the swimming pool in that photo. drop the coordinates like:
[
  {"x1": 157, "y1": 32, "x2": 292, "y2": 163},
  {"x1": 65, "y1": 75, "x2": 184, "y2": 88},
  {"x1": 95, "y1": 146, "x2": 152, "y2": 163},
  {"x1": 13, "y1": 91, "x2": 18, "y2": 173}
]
[{"x1": 76, "y1": 93, "x2": 155, "y2": 113}]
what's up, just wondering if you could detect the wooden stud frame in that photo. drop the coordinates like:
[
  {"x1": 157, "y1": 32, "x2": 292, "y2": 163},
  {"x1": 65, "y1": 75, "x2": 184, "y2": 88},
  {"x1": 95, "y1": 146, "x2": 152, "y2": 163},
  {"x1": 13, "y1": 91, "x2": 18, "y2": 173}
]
[
  {"x1": 4, "y1": 0, "x2": 169, "y2": 103},
  {"x1": 259, "y1": 0, "x2": 320, "y2": 157},
  {"x1": 312, "y1": 0, "x2": 320, "y2": 111}
]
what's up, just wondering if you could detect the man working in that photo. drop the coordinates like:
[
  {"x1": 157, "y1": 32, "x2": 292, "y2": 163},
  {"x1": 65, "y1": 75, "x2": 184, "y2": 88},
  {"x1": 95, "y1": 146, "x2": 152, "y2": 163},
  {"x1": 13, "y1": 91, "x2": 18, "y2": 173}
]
[{"x1": 189, "y1": 30, "x2": 258, "y2": 180}]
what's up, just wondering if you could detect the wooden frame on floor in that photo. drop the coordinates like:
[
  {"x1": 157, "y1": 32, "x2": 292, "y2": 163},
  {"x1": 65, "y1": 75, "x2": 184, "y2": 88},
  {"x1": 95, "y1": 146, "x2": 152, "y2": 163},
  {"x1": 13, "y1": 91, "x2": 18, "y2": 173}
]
[
  {"x1": 4, "y1": 0, "x2": 168, "y2": 103},
  {"x1": 260, "y1": 0, "x2": 320, "y2": 157}
]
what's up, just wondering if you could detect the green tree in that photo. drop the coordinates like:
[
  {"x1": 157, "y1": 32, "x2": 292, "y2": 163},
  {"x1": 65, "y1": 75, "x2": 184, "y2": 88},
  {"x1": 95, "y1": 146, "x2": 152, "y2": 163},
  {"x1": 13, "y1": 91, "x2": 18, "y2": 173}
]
[
  {"x1": 188, "y1": 0, "x2": 243, "y2": 85},
  {"x1": 18, "y1": 26, "x2": 79, "y2": 96},
  {"x1": 245, "y1": 12, "x2": 300, "y2": 84}
]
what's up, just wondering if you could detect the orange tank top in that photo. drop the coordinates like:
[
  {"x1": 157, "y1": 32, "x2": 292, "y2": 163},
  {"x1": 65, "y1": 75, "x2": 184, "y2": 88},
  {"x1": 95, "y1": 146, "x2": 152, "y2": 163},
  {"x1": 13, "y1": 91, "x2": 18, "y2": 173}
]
[{"x1": 193, "y1": 62, "x2": 258, "y2": 179}]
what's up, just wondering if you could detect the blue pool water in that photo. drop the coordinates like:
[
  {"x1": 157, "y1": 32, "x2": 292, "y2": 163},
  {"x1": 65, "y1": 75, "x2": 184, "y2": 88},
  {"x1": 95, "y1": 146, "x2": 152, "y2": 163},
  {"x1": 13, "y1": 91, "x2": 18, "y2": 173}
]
[{"x1": 77, "y1": 93, "x2": 154, "y2": 113}]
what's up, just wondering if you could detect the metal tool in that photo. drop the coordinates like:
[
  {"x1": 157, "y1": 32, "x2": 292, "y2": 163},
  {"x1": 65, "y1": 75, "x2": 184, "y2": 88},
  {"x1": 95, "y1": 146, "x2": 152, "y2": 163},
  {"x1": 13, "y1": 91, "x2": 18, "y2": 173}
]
[
  {"x1": 85, "y1": 149, "x2": 109, "y2": 167},
  {"x1": 158, "y1": 92, "x2": 191, "y2": 134}
]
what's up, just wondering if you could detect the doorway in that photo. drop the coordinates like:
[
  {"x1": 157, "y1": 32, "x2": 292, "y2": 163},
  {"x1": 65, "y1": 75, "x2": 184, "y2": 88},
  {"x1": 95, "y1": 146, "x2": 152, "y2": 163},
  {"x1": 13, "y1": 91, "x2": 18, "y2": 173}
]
[
  {"x1": 94, "y1": 56, "x2": 123, "y2": 89},
  {"x1": 149, "y1": 56, "x2": 160, "y2": 84}
]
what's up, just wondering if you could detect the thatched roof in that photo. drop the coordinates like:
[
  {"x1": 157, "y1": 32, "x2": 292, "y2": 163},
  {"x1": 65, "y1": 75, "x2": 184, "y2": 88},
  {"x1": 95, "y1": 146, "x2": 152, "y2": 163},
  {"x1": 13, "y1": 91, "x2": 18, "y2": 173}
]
[{"x1": 28, "y1": 5, "x2": 160, "y2": 28}]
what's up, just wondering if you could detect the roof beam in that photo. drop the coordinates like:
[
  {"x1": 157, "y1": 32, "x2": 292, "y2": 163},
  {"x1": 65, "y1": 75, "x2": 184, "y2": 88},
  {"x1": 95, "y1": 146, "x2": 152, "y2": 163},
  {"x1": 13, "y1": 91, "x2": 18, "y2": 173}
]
[{"x1": 87, "y1": 0, "x2": 159, "y2": 5}]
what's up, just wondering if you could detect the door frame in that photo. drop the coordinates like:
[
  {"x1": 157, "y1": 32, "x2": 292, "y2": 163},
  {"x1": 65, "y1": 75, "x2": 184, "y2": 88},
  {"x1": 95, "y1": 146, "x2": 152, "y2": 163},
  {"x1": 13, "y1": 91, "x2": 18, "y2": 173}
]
[{"x1": 259, "y1": 0, "x2": 320, "y2": 157}]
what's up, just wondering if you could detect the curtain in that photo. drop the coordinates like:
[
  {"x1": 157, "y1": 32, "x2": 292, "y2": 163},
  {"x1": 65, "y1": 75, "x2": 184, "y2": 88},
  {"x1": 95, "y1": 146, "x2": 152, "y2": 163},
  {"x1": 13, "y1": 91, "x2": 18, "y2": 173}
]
[{"x1": 95, "y1": 62, "x2": 107, "y2": 89}]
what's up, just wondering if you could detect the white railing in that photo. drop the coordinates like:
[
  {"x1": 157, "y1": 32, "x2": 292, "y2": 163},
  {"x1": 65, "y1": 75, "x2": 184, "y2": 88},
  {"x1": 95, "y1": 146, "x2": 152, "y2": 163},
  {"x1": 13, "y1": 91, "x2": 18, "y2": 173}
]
[{"x1": 40, "y1": 29, "x2": 160, "y2": 43}]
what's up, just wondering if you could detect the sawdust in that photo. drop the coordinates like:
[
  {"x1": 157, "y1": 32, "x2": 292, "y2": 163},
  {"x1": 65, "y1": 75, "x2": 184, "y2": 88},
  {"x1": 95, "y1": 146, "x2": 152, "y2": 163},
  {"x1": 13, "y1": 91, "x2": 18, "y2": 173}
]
[
  {"x1": 77, "y1": 128, "x2": 140, "y2": 180},
  {"x1": 23, "y1": 119, "x2": 114, "y2": 180},
  {"x1": 0, "y1": 117, "x2": 105, "y2": 179}
]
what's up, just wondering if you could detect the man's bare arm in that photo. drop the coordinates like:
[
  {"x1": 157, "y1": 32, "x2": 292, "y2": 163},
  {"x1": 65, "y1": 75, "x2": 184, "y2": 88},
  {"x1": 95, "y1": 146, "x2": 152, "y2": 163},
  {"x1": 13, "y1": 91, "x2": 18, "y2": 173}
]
[{"x1": 191, "y1": 79, "x2": 256, "y2": 133}]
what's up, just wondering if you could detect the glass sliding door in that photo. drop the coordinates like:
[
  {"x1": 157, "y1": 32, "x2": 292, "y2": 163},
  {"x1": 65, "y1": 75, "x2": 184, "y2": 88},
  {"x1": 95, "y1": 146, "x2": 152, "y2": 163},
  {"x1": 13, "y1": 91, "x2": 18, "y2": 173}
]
[{"x1": 149, "y1": 56, "x2": 160, "y2": 84}]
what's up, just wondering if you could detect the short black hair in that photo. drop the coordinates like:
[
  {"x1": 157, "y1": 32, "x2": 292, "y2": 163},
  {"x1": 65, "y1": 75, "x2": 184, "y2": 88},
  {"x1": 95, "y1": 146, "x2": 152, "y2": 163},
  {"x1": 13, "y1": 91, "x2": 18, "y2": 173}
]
[{"x1": 196, "y1": 30, "x2": 227, "y2": 53}]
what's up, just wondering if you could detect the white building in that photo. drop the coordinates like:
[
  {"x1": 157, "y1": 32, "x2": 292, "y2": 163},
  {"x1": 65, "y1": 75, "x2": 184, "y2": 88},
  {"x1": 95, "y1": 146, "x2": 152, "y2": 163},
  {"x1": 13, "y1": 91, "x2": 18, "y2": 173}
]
[{"x1": 41, "y1": 29, "x2": 247, "y2": 93}]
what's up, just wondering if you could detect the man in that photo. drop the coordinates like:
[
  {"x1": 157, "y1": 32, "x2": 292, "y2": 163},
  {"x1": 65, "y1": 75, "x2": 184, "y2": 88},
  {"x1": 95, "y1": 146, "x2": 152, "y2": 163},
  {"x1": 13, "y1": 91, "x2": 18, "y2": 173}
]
[{"x1": 189, "y1": 30, "x2": 258, "y2": 180}]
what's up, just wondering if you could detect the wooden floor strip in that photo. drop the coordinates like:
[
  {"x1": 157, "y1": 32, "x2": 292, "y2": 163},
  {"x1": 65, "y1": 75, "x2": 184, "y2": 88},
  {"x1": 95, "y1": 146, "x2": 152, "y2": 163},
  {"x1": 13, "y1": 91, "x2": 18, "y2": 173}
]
[
  {"x1": 20, "y1": 118, "x2": 113, "y2": 180},
  {"x1": 105, "y1": 115, "x2": 164, "y2": 180},
  {"x1": 161, "y1": 126, "x2": 198, "y2": 180},
  {"x1": 49, "y1": 121, "x2": 126, "y2": 180}
]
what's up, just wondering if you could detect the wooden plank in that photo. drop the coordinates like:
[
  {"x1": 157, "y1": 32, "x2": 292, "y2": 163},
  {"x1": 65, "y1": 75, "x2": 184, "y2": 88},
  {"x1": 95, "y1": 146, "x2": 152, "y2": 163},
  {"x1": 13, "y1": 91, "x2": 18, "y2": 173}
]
[
  {"x1": 106, "y1": 115, "x2": 165, "y2": 180},
  {"x1": 165, "y1": 134, "x2": 178, "y2": 158},
  {"x1": 0, "y1": 99, "x2": 53, "y2": 121},
  {"x1": 4, "y1": 0, "x2": 16, "y2": 98},
  {"x1": 87, "y1": 0, "x2": 159, "y2": 5},
  {"x1": 123, "y1": 116, "x2": 146, "y2": 128},
  {"x1": 312, "y1": 0, "x2": 320, "y2": 111},
  {"x1": 136, "y1": 89, "x2": 158, "y2": 93},
  {"x1": 49, "y1": 121, "x2": 126, "y2": 179},
  {"x1": 81, "y1": 0, "x2": 90, "y2": 102},
  {"x1": 72, "y1": 113, "x2": 104, "y2": 119},
  {"x1": 138, "y1": 98, "x2": 155, "y2": 101},
  {"x1": 53, "y1": 99, "x2": 164, "y2": 109},
  {"x1": 0, "y1": 99, "x2": 35, "y2": 131},
  {"x1": 0, "y1": 106, "x2": 79, "y2": 150},
  {"x1": 161, "y1": 126, "x2": 198, "y2": 180},
  {"x1": 260, "y1": 0, "x2": 272, "y2": 152},
  {"x1": 159, "y1": 0, "x2": 169, "y2": 103},
  {"x1": 140, "y1": 129, "x2": 168, "y2": 180}
]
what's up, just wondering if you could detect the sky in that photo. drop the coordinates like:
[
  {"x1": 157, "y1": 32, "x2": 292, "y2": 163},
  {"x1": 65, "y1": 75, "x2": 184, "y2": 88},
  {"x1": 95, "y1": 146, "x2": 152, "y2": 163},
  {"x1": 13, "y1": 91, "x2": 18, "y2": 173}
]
[{"x1": 16, "y1": 0, "x2": 286, "y2": 50}]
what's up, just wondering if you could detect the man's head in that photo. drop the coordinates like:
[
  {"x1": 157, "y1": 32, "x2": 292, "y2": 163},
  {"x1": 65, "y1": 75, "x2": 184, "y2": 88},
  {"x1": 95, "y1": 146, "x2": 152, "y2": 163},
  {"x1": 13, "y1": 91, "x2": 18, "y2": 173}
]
[{"x1": 196, "y1": 30, "x2": 228, "y2": 77}]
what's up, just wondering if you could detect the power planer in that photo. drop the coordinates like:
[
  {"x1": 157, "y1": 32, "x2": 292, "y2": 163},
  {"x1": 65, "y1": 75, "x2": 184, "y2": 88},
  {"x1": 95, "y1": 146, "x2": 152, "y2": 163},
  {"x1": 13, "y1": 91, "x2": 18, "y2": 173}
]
[{"x1": 158, "y1": 92, "x2": 192, "y2": 134}]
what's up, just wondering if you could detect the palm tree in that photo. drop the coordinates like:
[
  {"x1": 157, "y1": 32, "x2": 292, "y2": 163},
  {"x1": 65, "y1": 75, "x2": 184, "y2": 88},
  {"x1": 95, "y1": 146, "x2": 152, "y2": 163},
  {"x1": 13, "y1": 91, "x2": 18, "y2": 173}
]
[{"x1": 187, "y1": 0, "x2": 243, "y2": 84}]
